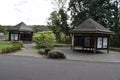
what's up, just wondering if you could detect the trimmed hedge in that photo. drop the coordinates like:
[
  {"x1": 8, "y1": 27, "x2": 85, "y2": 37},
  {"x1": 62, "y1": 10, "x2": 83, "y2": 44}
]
[
  {"x1": 47, "y1": 50, "x2": 66, "y2": 59},
  {"x1": 2, "y1": 41, "x2": 23, "y2": 53}
]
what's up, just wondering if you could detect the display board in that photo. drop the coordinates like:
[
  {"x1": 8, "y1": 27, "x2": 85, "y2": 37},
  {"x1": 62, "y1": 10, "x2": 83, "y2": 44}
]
[
  {"x1": 97, "y1": 37, "x2": 102, "y2": 48},
  {"x1": 103, "y1": 37, "x2": 108, "y2": 48},
  {"x1": 15, "y1": 34, "x2": 18, "y2": 40},
  {"x1": 11, "y1": 34, "x2": 14, "y2": 40},
  {"x1": 11, "y1": 34, "x2": 18, "y2": 40}
]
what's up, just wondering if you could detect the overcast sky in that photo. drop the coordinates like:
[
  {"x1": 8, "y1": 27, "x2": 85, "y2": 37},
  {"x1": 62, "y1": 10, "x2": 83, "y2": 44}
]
[
  {"x1": 0, "y1": 0, "x2": 54, "y2": 25},
  {"x1": 0, "y1": 0, "x2": 119, "y2": 25}
]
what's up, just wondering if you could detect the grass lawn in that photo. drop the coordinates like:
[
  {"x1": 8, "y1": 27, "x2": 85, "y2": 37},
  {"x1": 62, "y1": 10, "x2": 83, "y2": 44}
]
[{"x1": 0, "y1": 41, "x2": 12, "y2": 53}]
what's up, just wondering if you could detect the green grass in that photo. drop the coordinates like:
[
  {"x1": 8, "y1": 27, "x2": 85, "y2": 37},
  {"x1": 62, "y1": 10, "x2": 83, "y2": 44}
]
[
  {"x1": 54, "y1": 43, "x2": 71, "y2": 47},
  {"x1": 0, "y1": 41, "x2": 12, "y2": 53}
]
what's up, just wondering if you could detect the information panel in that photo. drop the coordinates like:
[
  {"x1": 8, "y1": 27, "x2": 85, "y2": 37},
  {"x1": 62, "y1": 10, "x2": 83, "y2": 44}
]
[
  {"x1": 97, "y1": 37, "x2": 102, "y2": 48},
  {"x1": 15, "y1": 34, "x2": 18, "y2": 40},
  {"x1": 103, "y1": 37, "x2": 108, "y2": 48}
]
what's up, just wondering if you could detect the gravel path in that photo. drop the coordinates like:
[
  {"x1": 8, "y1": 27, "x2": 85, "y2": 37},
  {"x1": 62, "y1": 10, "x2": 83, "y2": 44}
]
[
  {"x1": 55, "y1": 47, "x2": 120, "y2": 63},
  {"x1": 6, "y1": 44, "x2": 120, "y2": 63}
]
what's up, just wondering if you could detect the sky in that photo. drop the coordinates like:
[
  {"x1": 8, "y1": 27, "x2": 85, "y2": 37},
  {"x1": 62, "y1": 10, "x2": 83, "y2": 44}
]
[
  {"x1": 0, "y1": 0, "x2": 119, "y2": 25},
  {"x1": 0, "y1": 0, "x2": 54, "y2": 25}
]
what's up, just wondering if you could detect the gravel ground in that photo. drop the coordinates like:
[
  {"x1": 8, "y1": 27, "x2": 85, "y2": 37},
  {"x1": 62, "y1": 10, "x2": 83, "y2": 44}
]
[
  {"x1": 6, "y1": 43, "x2": 120, "y2": 63},
  {"x1": 55, "y1": 47, "x2": 120, "y2": 63}
]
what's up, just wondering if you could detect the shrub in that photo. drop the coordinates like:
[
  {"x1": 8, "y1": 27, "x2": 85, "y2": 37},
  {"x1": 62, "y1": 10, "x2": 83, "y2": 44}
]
[
  {"x1": 33, "y1": 31, "x2": 56, "y2": 48},
  {"x1": 1, "y1": 41, "x2": 23, "y2": 53},
  {"x1": 110, "y1": 33, "x2": 120, "y2": 48},
  {"x1": 59, "y1": 32, "x2": 71, "y2": 43},
  {"x1": 11, "y1": 41, "x2": 23, "y2": 48},
  {"x1": 47, "y1": 50, "x2": 66, "y2": 59}
]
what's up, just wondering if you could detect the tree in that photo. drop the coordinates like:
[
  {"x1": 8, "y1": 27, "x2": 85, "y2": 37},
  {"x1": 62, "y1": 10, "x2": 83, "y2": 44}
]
[
  {"x1": 0, "y1": 25, "x2": 8, "y2": 35},
  {"x1": 68, "y1": 0, "x2": 119, "y2": 32},
  {"x1": 58, "y1": 8, "x2": 70, "y2": 38},
  {"x1": 48, "y1": 0, "x2": 70, "y2": 42},
  {"x1": 52, "y1": 0, "x2": 67, "y2": 10},
  {"x1": 48, "y1": 11, "x2": 61, "y2": 41}
]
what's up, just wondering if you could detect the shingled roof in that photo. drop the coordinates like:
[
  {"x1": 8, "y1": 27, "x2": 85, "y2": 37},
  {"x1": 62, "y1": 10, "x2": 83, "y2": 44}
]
[
  {"x1": 8, "y1": 22, "x2": 33, "y2": 32},
  {"x1": 72, "y1": 18, "x2": 113, "y2": 34}
]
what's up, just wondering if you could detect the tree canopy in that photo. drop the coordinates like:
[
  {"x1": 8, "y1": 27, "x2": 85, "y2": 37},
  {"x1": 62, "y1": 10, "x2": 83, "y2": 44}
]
[
  {"x1": 48, "y1": 0, "x2": 70, "y2": 42},
  {"x1": 68, "y1": 0, "x2": 119, "y2": 32}
]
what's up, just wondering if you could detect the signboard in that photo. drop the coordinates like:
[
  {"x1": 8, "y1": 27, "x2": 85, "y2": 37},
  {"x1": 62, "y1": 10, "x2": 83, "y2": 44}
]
[
  {"x1": 97, "y1": 37, "x2": 102, "y2": 48},
  {"x1": 103, "y1": 37, "x2": 108, "y2": 48},
  {"x1": 15, "y1": 34, "x2": 18, "y2": 40},
  {"x1": 11, "y1": 34, "x2": 18, "y2": 40},
  {"x1": 11, "y1": 34, "x2": 14, "y2": 40}
]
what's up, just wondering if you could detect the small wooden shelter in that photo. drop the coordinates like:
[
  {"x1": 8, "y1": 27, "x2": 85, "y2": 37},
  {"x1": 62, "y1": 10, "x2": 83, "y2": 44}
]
[
  {"x1": 8, "y1": 22, "x2": 33, "y2": 42},
  {"x1": 71, "y1": 18, "x2": 114, "y2": 53}
]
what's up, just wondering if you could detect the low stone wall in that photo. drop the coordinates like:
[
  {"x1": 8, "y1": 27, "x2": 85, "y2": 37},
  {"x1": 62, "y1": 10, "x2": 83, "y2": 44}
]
[{"x1": 110, "y1": 47, "x2": 120, "y2": 52}]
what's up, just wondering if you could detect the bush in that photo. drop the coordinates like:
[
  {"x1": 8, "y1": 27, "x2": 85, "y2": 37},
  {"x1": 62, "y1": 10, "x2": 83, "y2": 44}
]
[
  {"x1": 1, "y1": 41, "x2": 23, "y2": 53},
  {"x1": 33, "y1": 31, "x2": 56, "y2": 48},
  {"x1": 11, "y1": 41, "x2": 23, "y2": 48},
  {"x1": 110, "y1": 33, "x2": 120, "y2": 48},
  {"x1": 59, "y1": 32, "x2": 71, "y2": 43},
  {"x1": 47, "y1": 50, "x2": 66, "y2": 59}
]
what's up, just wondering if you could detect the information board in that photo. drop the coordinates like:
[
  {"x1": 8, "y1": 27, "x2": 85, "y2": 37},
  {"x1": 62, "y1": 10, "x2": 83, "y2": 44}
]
[{"x1": 97, "y1": 37, "x2": 102, "y2": 48}]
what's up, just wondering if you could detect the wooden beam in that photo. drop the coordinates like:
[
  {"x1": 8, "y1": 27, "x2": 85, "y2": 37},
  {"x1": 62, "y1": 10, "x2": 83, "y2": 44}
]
[
  {"x1": 93, "y1": 36, "x2": 96, "y2": 54},
  {"x1": 107, "y1": 36, "x2": 110, "y2": 53},
  {"x1": 9, "y1": 32, "x2": 11, "y2": 41},
  {"x1": 18, "y1": 32, "x2": 20, "y2": 41},
  {"x1": 31, "y1": 32, "x2": 33, "y2": 42},
  {"x1": 71, "y1": 34, "x2": 74, "y2": 50}
]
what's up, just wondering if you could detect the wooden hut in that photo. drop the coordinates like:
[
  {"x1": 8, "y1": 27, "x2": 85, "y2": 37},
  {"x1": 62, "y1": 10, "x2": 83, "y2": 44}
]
[
  {"x1": 8, "y1": 22, "x2": 33, "y2": 42},
  {"x1": 71, "y1": 18, "x2": 114, "y2": 53}
]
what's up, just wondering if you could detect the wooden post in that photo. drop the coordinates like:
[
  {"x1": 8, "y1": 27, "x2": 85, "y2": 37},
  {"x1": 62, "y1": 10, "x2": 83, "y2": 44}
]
[
  {"x1": 8, "y1": 32, "x2": 10, "y2": 41},
  {"x1": 71, "y1": 34, "x2": 74, "y2": 50},
  {"x1": 93, "y1": 36, "x2": 96, "y2": 54},
  {"x1": 31, "y1": 32, "x2": 33, "y2": 43},
  {"x1": 107, "y1": 36, "x2": 110, "y2": 53},
  {"x1": 18, "y1": 32, "x2": 20, "y2": 41}
]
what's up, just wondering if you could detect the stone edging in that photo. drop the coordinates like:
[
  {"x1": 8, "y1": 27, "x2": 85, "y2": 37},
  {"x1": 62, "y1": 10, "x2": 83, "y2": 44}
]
[{"x1": 110, "y1": 47, "x2": 120, "y2": 52}]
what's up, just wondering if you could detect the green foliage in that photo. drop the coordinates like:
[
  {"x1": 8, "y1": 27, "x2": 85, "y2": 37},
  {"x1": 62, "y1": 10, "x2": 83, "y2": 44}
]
[
  {"x1": 68, "y1": 0, "x2": 119, "y2": 32},
  {"x1": 1, "y1": 41, "x2": 23, "y2": 53},
  {"x1": 110, "y1": 29, "x2": 120, "y2": 48},
  {"x1": 48, "y1": 0, "x2": 70, "y2": 42},
  {"x1": 33, "y1": 31, "x2": 56, "y2": 48},
  {"x1": 0, "y1": 25, "x2": 8, "y2": 35},
  {"x1": 54, "y1": 43, "x2": 71, "y2": 47},
  {"x1": 31, "y1": 25, "x2": 49, "y2": 33},
  {"x1": 48, "y1": 10, "x2": 70, "y2": 42},
  {"x1": 47, "y1": 50, "x2": 66, "y2": 59},
  {"x1": 48, "y1": 11, "x2": 61, "y2": 41},
  {"x1": 0, "y1": 41, "x2": 12, "y2": 53},
  {"x1": 11, "y1": 41, "x2": 23, "y2": 48},
  {"x1": 59, "y1": 32, "x2": 71, "y2": 43}
]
